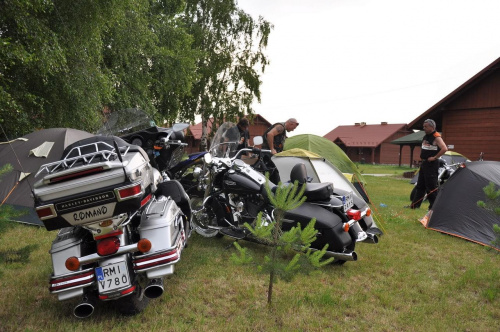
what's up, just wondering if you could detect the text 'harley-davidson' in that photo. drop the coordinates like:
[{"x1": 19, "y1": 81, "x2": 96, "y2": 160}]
[
  {"x1": 33, "y1": 117, "x2": 191, "y2": 318},
  {"x1": 191, "y1": 122, "x2": 378, "y2": 265}
]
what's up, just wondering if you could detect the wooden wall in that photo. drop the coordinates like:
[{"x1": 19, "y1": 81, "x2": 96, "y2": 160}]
[{"x1": 441, "y1": 71, "x2": 500, "y2": 161}]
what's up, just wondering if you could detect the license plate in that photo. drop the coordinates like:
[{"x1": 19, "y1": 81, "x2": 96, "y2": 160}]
[
  {"x1": 62, "y1": 202, "x2": 116, "y2": 224},
  {"x1": 343, "y1": 192, "x2": 354, "y2": 211},
  {"x1": 96, "y1": 261, "x2": 130, "y2": 292}
]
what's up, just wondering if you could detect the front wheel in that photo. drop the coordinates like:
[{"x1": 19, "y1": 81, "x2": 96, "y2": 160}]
[{"x1": 191, "y1": 197, "x2": 221, "y2": 238}]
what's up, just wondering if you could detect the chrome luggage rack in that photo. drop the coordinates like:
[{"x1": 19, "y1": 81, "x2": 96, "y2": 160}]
[{"x1": 36, "y1": 142, "x2": 131, "y2": 176}]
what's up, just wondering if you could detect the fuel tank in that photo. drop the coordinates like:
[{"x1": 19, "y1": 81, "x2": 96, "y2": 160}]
[{"x1": 223, "y1": 170, "x2": 262, "y2": 194}]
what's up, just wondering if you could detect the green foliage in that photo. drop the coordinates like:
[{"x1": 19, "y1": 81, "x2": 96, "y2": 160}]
[
  {"x1": 0, "y1": 0, "x2": 198, "y2": 140},
  {"x1": 477, "y1": 182, "x2": 500, "y2": 249},
  {"x1": 180, "y1": 0, "x2": 273, "y2": 149},
  {"x1": 231, "y1": 180, "x2": 333, "y2": 305}
]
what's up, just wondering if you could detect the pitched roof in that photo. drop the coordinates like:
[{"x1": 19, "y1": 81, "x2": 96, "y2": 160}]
[
  {"x1": 188, "y1": 114, "x2": 272, "y2": 140},
  {"x1": 390, "y1": 130, "x2": 425, "y2": 145},
  {"x1": 408, "y1": 56, "x2": 500, "y2": 130},
  {"x1": 323, "y1": 123, "x2": 409, "y2": 148}
]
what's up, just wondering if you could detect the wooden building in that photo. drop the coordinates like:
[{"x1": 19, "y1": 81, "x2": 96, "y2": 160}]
[
  {"x1": 185, "y1": 114, "x2": 272, "y2": 154},
  {"x1": 408, "y1": 56, "x2": 500, "y2": 161},
  {"x1": 323, "y1": 122, "x2": 414, "y2": 165}
]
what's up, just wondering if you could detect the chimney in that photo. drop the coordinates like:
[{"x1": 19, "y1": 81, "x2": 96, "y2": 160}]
[
  {"x1": 381, "y1": 122, "x2": 388, "y2": 125},
  {"x1": 354, "y1": 123, "x2": 360, "y2": 126}
]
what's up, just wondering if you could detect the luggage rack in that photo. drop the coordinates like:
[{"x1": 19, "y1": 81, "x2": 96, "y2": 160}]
[{"x1": 36, "y1": 142, "x2": 131, "y2": 176}]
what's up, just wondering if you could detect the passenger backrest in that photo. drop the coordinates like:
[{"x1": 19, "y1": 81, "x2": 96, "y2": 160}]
[{"x1": 290, "y1": 163, "x2": 308, "y2": 185}]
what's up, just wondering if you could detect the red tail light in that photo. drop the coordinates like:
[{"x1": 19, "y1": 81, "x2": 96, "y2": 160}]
[
  {"x1": 50, "y1": 167, "x2": 104, "y2": 183},
  {"x1": 36, "y1": 205, "x2": 56, "y2": 220},
  {"x1": 97, "y1": 237, "x2": 120, "y2": 256},
  {"x1": 141, "y1": 194, "x2": 152, "y2": 207},
  {"x1": 346, "y1": 209, "x2": 362, "y2": 221},
  {"x1": 117, "y1": 184, "x2": 142, "y2": 200}
]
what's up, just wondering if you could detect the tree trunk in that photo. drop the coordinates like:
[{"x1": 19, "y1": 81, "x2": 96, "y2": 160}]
[{"x1": 201, "y1": 110, "x2": 208, "y2": 152}]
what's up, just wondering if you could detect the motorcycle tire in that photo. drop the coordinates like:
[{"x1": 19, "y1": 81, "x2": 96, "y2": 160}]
[
  {"x1": 410, "y1": 186, "x2": 427, "y2": 203},
  {"x1": 116, "y1": 284, "x2": 149, "y2": 316},
  {"x1": 191, "y1": 197, "x2": 221, "y2": 238}
]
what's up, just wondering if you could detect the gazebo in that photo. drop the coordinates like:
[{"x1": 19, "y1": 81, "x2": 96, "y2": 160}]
[{"x1": 390, "y1": 131, "x2": 424, "y2": 167}]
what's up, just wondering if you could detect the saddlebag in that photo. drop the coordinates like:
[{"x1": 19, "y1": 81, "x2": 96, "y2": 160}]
[
  {"x1": 283, "y1": 202, "x2": 352, "y2": 252},
  {"x1": 49, "y1": 227, "x2": 93, "y2": 301},
  {"x1": 134, "y1": 196, "x2": 186, "y2": 278}
]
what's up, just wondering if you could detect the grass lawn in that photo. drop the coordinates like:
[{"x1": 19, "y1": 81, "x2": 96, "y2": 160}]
[{"x1": 0, "y1": 168, "x2": 499, "y2": 331}]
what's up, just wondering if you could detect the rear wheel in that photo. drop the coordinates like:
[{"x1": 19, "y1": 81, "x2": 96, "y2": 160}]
[
  {"x1": 116, "y1": 284, "x2": 149, "y2": 316},
  {"x1": 191, "y1": 197, "x2": 221, "y2": 238}
]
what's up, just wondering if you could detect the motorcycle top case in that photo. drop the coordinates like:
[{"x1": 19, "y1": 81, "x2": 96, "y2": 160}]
[{"x1": 33, "y1": 137, "x2": 158, "y2": 231}]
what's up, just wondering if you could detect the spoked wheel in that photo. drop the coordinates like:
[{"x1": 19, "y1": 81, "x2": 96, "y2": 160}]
[{"x1": 191, "y1": 197, "x2": 221, "y2": 238}]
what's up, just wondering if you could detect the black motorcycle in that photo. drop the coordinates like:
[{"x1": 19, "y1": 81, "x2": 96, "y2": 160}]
[{"x1": 191, "y1": 123, "x2": 378, "y2": 264}]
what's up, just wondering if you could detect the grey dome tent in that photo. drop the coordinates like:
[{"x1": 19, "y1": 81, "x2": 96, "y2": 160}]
[
  {"x1": 420, "y1": 161, "x2": 500, "y2": 251},
  {"x1": 0, "y1": 128, "x2": 95, "y2": 226}
]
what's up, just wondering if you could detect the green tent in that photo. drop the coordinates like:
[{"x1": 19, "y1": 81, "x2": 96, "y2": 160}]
[
  {"x1": 284, "y1": 134, "x2": 366, "y2": 184},
  {"x1": 282, "y1": 134, "x2": 369, "y2": 202}
]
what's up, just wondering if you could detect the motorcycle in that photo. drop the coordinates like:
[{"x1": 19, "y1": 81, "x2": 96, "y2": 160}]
[
  {"x1": 190, "y1": 122, "x2": 378, "y2": 265},
  {"x1": 409, "y1": 158, "x2": 466, "y2": 202},
  {"x1": 33, "y1": 113, "x2": 192, "y2": 318}
]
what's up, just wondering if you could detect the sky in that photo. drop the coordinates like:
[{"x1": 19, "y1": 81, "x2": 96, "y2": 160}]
[{"x1": 237, "y1": 0, "x2": 500, "y2": 137}]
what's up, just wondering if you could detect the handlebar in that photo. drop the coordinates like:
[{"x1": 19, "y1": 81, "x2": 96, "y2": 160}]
[{"x1": 233, "y1": 147, "x2": 272, "y2": 160}]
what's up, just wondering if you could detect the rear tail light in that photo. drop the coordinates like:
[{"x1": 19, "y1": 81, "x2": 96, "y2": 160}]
[
  {"x1": 49, "y1": 167, "x2": 104, "y2": 183},
  {"x1": 97, "y1": 237, "x2": 120, "y2": 256},
  {"x1": 346, "y1": 209, "x2": 362, "y2": 221},
  {"x1": 36, "y1": 205, "x2": 56, "y2": 220},
  {"x1": 141, "y1": 194, "x2": 152, "y2": 207},
  {"x1": 116, "y1": 183, "x2": 142, "y2": 201},
  {"x1": 49, "y1": 270, "x2": 94, "y2": 292}
]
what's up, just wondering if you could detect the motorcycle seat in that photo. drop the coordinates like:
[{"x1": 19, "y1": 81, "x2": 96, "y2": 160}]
[{"x1": 275, "y1": 181, "x2": 333, "y2": 202}]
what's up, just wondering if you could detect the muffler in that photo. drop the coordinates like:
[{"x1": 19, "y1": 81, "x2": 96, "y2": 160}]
[
  {"x1": 73, "y1": 294, "x2": 96, "y2": 319},
  {"x1": 144, "y1": 278, "x2": 164, "y2": 299},
  {"x1": 312, "y1": 249, "x2": 358, "y2": 261},
  {"x1": 362, "y1": 233, "x2": 379, "y2": 244}
]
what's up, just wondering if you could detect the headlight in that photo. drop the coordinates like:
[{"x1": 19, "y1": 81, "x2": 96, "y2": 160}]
[{"x1": 193, "y1": 166, "x2": 202, "y2": 179}]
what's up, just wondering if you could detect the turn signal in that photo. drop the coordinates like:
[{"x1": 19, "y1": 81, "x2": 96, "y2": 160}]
[
  {"x1": 343, "y1": 223, "x2": 350, "y2": 232},
  {"x1": 137, "y1": 238, "x2": 152, "y2": 253},
  {"x1": 366, "y1": 208, "x2": 372, "y2": 217},
  {"x1": 65, "y1": 256, "x2": 81, "y2": 271}
]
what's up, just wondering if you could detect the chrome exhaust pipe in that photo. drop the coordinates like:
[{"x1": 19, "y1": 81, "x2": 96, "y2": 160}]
[
  {"x1": 73, "y1": 294, "x2": 96, "y2": 319},
  {"x1": 144, "y1": 278, "x2": 164, "y2": 299},
  {"x1": 362, "y1": 233, "x2": 379, "y2": 244},
  {"x1": 311, "y1": 249, "x2": 358, "y2": 261}
]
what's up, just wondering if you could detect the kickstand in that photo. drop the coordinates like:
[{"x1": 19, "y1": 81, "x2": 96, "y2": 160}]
[{"x1": 225, "y1": 240, "x2": 238, "y2": 250}]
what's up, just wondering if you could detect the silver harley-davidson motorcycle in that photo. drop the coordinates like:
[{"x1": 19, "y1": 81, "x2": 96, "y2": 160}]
[
  {"x1": 190, "y1": 122, "x2": 379, "y2": 265},
  {"x1": 33, "y1": 113, "x2": 191, "y2": 318}
]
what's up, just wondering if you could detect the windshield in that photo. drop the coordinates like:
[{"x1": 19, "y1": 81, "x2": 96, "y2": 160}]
[
  {"x1": 96, "y1": 108, "x2": 156, "y2": 136},
  {"x1": 209, "y1": 122, "x2": 240, "y2": 158}
]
